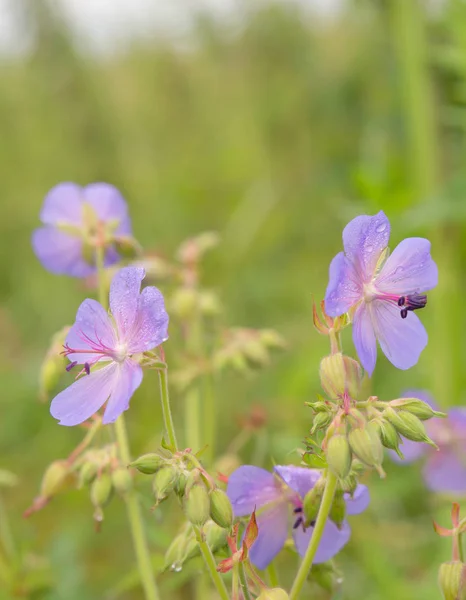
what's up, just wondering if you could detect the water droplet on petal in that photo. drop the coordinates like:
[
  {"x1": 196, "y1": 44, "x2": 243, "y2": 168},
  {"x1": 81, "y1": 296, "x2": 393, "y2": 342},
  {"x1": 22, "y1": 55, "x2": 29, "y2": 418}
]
[
  {"x1": 375, "y1": 223, "x2": 386, "y2": 233},
  {"x1": 365, "y1": 245, "x2": 373, "y2": 253}
]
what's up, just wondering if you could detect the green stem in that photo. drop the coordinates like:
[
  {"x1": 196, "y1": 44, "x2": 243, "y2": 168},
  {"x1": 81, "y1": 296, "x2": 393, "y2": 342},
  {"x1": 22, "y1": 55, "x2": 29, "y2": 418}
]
[
  {"x1": 267, "y1": 562, "x2": 279, "y2": 588},
  {"x1": 238, "y1": 562, "x2": 253, "y2": 600},
  {"x1": 192, "y1": 525, "x2": 230, "y2": 600},
  {"x1": 95, "y1": 245, "x2": 160, "y2": 600},
  {"x1": 289, "y1": 471, "x2": 338, "y2": 600},
  {"x1": 185, "y1": 312, "x2": 203, "y2": 452},
  {"x1": 158, "y1": 368, "x2": 178, "y2": 451},
  {"x1": 203, "y1": 373, "x2": 216, "y2": 465},
  {"x1": 0, "y1": 494, "x2": 15, "y2": 560}
]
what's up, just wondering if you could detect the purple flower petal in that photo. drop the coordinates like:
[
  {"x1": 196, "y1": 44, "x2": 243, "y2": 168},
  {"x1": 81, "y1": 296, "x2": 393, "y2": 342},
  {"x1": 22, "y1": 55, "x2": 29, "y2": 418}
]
[
  {"x1": 102, "y1": 360, "x2": 143, "y2": 424},
  {"x1": 342, "y1": 211, "x2": 390, "y2": 281},
  {"x1": 293, "y1": 520, "x2": 351, "y2": 563},
  {"x1": 376, "y1": 238, "x2": 438, "y2": 295},
  {"x1": 50, "y1": 363, "x2": 117, "y2": 426},
  {"x1": 390, "y1": 437, "x2": 429, "y2": 464},
  {"x1": 227, "y1": 466, "x2": 280, "y2": 517},
  {"x1": 273, "y1": 466, "x2": 321, "y2": 499},
  {"x1": 109, "y1": 267, "x2": 145, "y2": 339},
  {"x1": 423, "y1": 450, "x2": 466, "y2": 494},
  {"x1": 248, "y1": 501, "x2": 289, "y2": 570},
  {"x1": 447, "y1": 408, "x2": 466, "y2": 432},
  {"x1": 127, "y1": 286, "x2": 169, "y2": 353},
  {"x1": 65, "y1": 299, "x2": 116, "y2": 364},
  {"x1": 32, "y1": 228, "x2": 93, "y2": 277},
  {"x1": 352, "y1": 304, "x2": 377, "y2": 375},
  {"x1": 40, "y1": 182, "x2": 83, "y2": 225},
  {"x1": 372, "y1": 300, "x2": 428, "y2": 370},
  {"x1": 324, "y1": 252, "x2": 362, "y2": 317},
  {"x1": 345, "y1": 485, "x2": 370, "y2": 515},
  {"x1": 83, "y1": 183, "x2": 132, "y2": 236}
]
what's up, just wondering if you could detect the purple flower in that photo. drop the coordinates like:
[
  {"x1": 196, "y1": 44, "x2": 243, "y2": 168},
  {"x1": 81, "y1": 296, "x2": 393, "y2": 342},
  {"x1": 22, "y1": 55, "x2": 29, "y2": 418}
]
[
  {"x1": 226, "y1": 465, "x2": 369, "y2": 569},
  {"x1": 324, "y1": 211, "x2": 437, "y2": 375},
  {"x1": 391, "y1": 391, "x2": 466, "y2": 495},
  {"x1": 32, "y1": 182, "x2": 132, "y2": 277},
  {"x1": 50, "y1": 267, "x2": 168, "y2": 426}
]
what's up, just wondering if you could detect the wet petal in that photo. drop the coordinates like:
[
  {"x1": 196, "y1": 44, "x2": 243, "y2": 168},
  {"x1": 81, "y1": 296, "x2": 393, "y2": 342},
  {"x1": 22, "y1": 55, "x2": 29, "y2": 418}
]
[
  {"x1": 423, "y1": 450, "x2": 466, "y2": 494},
  {"x1": 372, "y1": 300, "x2": 428, "y2": 371},
  {"x1": 376, "y1": 238, "x2": 438, "y2": 295},
  {"x1": 324, "y1": 252, "x2": 362, "y2": 317},
  {"x1": 50, "y1": 363, "x2": 117, "y2": 426},
  {"x1": 248, "y1": 501, "x2": 289, "y2": 570},
  {"x1": 65, "y1": 299, "x2": 116, "y2": 364},
  {"x1": 274, "y1": 466, "x2": 321, "y2": 499},
  {"x1": 390, "y1": 437, "x2": 429, "y2": 464},
  {"x1": 345, "y1": 485, "x2": 370, "y2": 515},
  {"x1": 32, "y1": 228, "x2": 93, "y2": 277},
  {"x1": 352, "y1": 304, "x2": 377, "y2": 376},
  {"x1": 102, "y1": 360, "x2": 143, "y2": 424},
  {"x1": 127, "y1": 286, "x2": 169, "y2": 353},
  {"x1": 293, "y1": 520, "x2": 351, "y2": 563},
  {"x1": 109, "y1": 267, "x2": 145, "y2": 339},
  {"x1": 342, "y1": 211, "x2": 390, "y2": 281},
  {"x1": 40, "y1": 182, "x2": 83, "y2": 225},
  {"x1": 83, "y1": 183, "x2": 132, "y2": 235},
  {"x1": 227, "y1": 466, "x2": 280, "y2": 517}
]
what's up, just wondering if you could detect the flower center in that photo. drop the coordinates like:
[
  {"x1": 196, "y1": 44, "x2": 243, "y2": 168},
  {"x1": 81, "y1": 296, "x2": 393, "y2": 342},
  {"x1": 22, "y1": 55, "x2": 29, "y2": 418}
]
[
  {"x1": 113, "y1": 342, "x2": 128, "y2": 363},
  {"x1": 363, "y1": 284, "x2": 428, "y2": 319}
]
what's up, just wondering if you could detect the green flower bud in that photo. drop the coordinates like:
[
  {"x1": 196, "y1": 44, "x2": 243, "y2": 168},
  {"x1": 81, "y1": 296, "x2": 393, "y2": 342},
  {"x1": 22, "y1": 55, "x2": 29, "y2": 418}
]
[
  {"x1": 329, "y1": 490, "x2": 346, "y2": 527},
  {"x1": 90, "y1": 473, "x2": 113, "y2": 508},
  {"x1": 385, "y1": 408, "x2": 438, "y2": 448},
  {"x1": 111, "y1": 467, "x2": 133, "y2": 495},
  {"x1": 184, "y1": 483, "x2": 210, "y2": 526},
  {"x1": 340, "y1": 474, "x2": 358, "y2": 495},
  {"x1": 78, "y1": 462, "x2": 99, "y2": 487},
  {"x1": 209, "y1": 489, "x2": 233, "y2": 529},
  {"x1": 152, "y1": 466, "x2": 178, "y2": 503},
  {"x1": 309, "y1": 562, "x2": 342, "y2": 594},
  {"x1": 389, "y1": 398, "x2": 446, "y2": 421},
  {"x1": 326, "y1": 434, "x2": 352, "y2": 479},
  {"x1": 204, "y1": 520, "x2": 229, "y2": 553},
  {"x1": 40, "y1": 460, "x2": 74, "y2": 498},
  {"x1": 438, "y1": 561, "x2": 466, "y2": 600},
  {"x1": 372, "y1": 419, "x2": 403, "y2": 457},
  {"x1": 164, "y1": 530, "x2": 200, "y2": 571},
  {"x1": 303, "y1": 480, "x2": 325, "y2": 525},
  {"x1": 130, "y1": 453, "x2": 166, "y2": 475},
  {"x1": 319, "y1": 353, "x2": 362, "y2": 401},
  {"x1": 113, "y1": 236, "x2": 142, "y2": 260},
  {"x1": 257, "y1": 589, "x2": 290, "y2": 600},
  {"x1": 311, "y1": 411, "x2": 332, "y2": 434},
  {"x1": 174, "y1": 472, "x2": 187, "y2": 497},
  {"x1": 348, "y1": 422, "x2": 384, "y2": 476}
]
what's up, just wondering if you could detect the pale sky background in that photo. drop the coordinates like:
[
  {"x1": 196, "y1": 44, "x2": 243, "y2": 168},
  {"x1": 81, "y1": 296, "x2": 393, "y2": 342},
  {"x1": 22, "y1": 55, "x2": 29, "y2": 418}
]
[{"x1": 0, "y1": 0, "x2": 344, "y2": 56}]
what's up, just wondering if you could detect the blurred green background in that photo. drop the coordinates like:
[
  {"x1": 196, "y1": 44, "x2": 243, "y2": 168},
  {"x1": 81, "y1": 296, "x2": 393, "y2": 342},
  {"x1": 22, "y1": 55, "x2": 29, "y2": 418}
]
[{"x1": 1, "y1": 0, "x2": 466, "y2": 598}]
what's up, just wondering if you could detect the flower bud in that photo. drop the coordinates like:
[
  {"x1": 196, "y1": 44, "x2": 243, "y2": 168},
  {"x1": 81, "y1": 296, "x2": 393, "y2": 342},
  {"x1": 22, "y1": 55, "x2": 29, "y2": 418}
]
[
  {"x1": 39, "y1": 326, "x2": 70, "y2": 402},
  {"x1": 90, "y1": 473, "x2": 113, "y2": 508},
  {"x1": 311, "y1": 411, "x2": 332, "y2": 434},
  {"x1": 184, "y1": 483, "x2": 211, "y2": 526},
  {"x1": 438, "y1": 561, "x2": 466, "y2": 600},
  {"x1": 164, "y1": 529, "x2": 200, "y2": 571},
  {"x1": 40, "y1": 460, "x2": 74, "y2": 498},
  {"x1": 113, "y1": 236, "x2": 142, "y2": 260},
  {"x1": 78, "y1": 461, "x2": 99, "y2": 487},
  {"x1": 309, "y1": 562, "x2": 342, "y2": 594},
  {"x1": 111, "y1": 467, "x2": 133, "y2": 495},
  {"x1": 348, "y1": 422, "x2": 384, "y2": 476},
  {"x1": 209, "y1": 489, "x2": 233, "y2": 529},
  {"x1": 303, "y1": 480, "x2": 325, "y2": 525},
  {"x1": 371, "y1": 419, "x2": 401, "y2": 454},
  {"x1": 130, "y1": 453, "x2": 166, "y2": 475},
  {"x1": 385, "y1": 408, "x2": 438, "y2": 448},
  {"x1": 329, "y1": 490, "x2": 346, "y2": 528},
  {"x1": 152, "y1": 466, "x2": 178, "y2": 503},
  {"x1": 204, "y1": 520, "x2": 229, "y2": 553},
  {"x1": 320, "y1": 353, "x2": 362, "y2": 401},
  {"x1": 389, "y1": 398, "x2": 446, "y2": 421},
  {"x1": 326, "y1": 434, "x2": 352, "y2": 479},
  {"x1": 257, "y1": 589, "x2": 290, "y2": 600},
  {"x1": 174, "y1": 472, "x2": 187, "y2": 497}
]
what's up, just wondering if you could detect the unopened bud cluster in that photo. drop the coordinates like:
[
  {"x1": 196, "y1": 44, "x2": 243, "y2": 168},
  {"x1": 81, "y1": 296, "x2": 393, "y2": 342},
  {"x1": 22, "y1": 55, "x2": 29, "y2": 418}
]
[{"x1": 131, "y1": 450, "x2": 233, "y2": 531}]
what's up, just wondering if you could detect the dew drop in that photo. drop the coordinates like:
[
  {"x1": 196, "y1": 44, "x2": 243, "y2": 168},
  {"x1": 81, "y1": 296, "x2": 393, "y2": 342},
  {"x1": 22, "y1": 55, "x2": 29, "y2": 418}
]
[
  {"x1": 171, "y1": 562, "x2": 183, "y2": 573},
  {"x1": 375, "y1": 223, "x2": 386, "y2": 233},
  {"x1": 365, "y1": 245, "x2": 374, "y2": 253}
]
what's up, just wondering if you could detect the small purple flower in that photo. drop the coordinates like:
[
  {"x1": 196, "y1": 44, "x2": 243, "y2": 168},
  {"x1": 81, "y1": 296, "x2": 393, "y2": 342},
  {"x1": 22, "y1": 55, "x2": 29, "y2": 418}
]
[
  {"x1": 391, "y1": 391, "x2": 466, "y2": 495},
  {"x1": 32, "y1": 182, "x2": 132, "y2": 277},
  {"x1": 324, "y1": 211, "x2": 437, "y2": 375},
  {"x1": 50, "y1": 266, "x2": 168, "y2": 426},
  {"x1": 227, "y1": 465, "x2": 369, "y2": 569}
]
